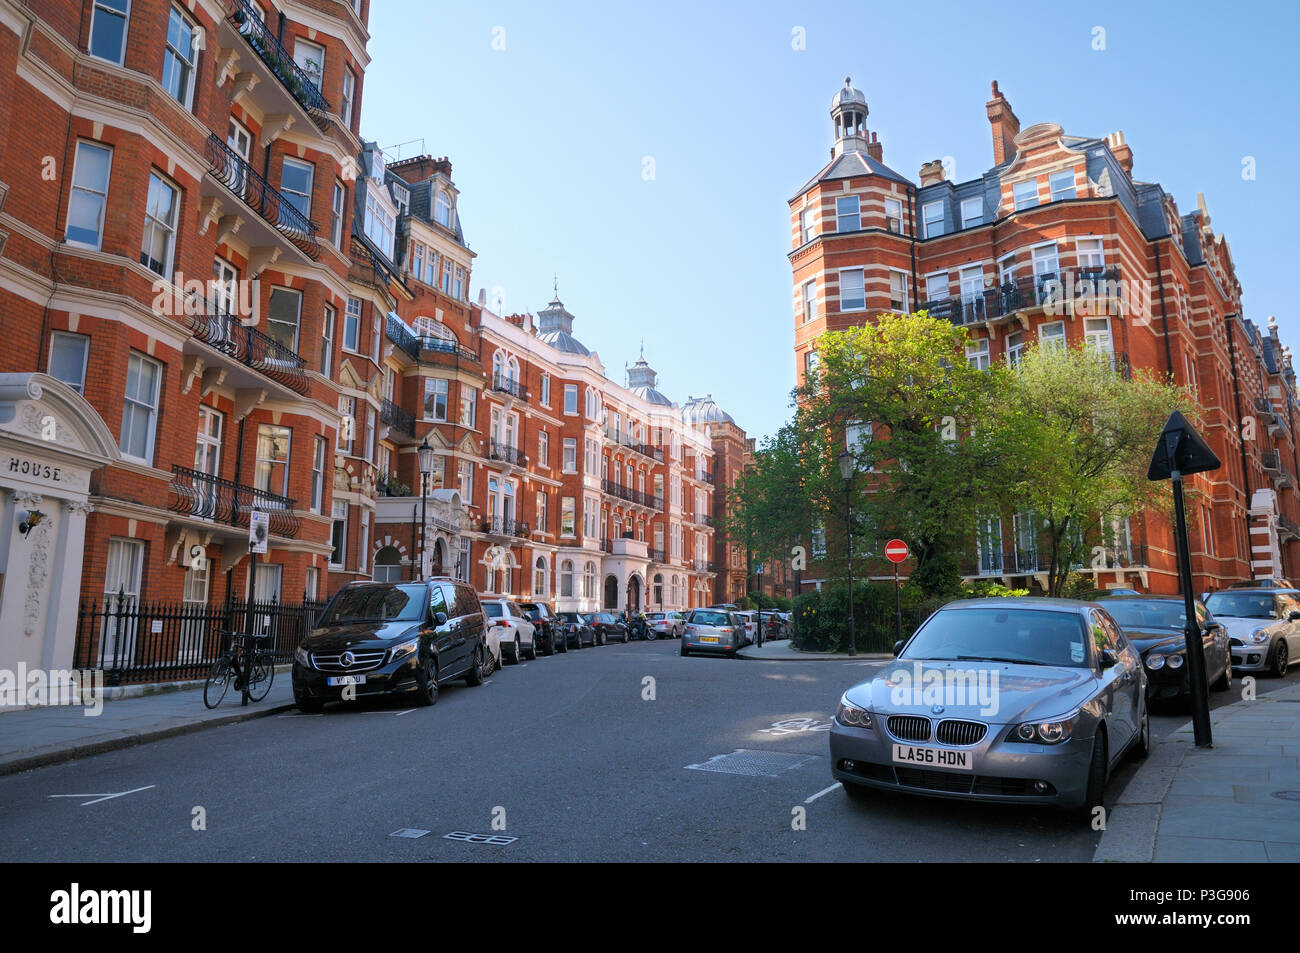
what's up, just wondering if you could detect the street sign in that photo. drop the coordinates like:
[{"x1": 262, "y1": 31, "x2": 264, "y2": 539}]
[
  {"x1": 248, "y1": 510, "x2": 269, "y2": 554},
  {"x1": 885, "y1": 539, "x2": 909, "y2": 563}
]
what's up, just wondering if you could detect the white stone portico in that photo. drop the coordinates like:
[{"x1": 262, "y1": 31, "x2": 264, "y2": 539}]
[{"x1": 0, "y1": 374, "x2": 120, "y2": 676}]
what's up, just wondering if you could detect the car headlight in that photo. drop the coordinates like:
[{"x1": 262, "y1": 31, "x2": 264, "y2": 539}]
[
  {"x1": 836, "y1": 696, "x2": 872, "y2": 728},
  {"x1": 1008, "y1": 712, "x2": 1080, "y2": 744},
  {"x1": 1146, "y1": 654, "x2": 1165, "y2": 670},
  {"x1": 1247, "y1": 627, "x2": 1271, "y2": 644},
  {"x1": 295, "y1": 646, "x2": 311, "y2": 668},
  {"x1": 388, "y1": 637, "x2": 420, "y2": 663},
  {"x1": 1165, "y1": 654, "x2": 1185, "y2": 669}
]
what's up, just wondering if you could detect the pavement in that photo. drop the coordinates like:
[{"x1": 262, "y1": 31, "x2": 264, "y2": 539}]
[
  {"x1": 0, "y1": 669, "x2": 294, "y2": 776},
  {"x1": 1094, "y1": 679, "x2": 1300, "y2": 863},
  {"x1": 738, "y1": 638, "x2": 892, "y2": 661}
]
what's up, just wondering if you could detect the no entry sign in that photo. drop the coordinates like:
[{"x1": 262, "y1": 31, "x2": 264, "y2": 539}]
[{"x1": 885, "y1": 539, "x2": 909, "y2": 563}]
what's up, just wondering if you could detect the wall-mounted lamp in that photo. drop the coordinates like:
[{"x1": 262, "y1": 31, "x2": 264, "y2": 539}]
[{"x1": 18, "y1": 509, "x2": 47, "y2": 536}]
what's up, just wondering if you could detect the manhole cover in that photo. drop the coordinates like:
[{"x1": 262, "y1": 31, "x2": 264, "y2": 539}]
[
  {"x1": 1271, "y1": 791, "x2": 1300, "y2": 801},
  {"x1": 686, "y1": 749, "x2": 820, "y2": 777},
  {"x1": 390, "y1": 829, "x2": 430, "y2": 838}
]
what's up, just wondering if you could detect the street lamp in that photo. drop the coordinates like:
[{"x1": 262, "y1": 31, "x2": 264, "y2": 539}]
[
  {"x1": 839, "y1": 449, "x2": 856, "y2": 657},
  {"x1": 417, "y1": 436, "x2": 437, "y2": 579}
]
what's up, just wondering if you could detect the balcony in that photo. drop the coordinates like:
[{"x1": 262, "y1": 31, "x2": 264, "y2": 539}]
[
  {"x1": 649, "y1": 547, "x2": 666, "y2": 563},
  {"x1": 488, "y1": 441, "x2": 527, "y2": 467},
  {"x1": 379, "y1": 398, "x2": 415, "y2": 440},
  {"x1": 227, "y1": 0, "x2": 330, "y2": 116},
  {"x1": 601, "y1": 425, "x2": 665, "y2": 462},
  {"x1": 479, "y1": 516, "x2": 530, "y2": 538},
  {"x1": 490, "y1": 374, "x2": 528, "y2": 401},
  {"x1": 691, "y1": 513, "x2": 716, "y2": 528},
  {"x1": 1263, "y1": 449, "x2": 1295, "y2": 488},
  {"x1": 385, "y1": 314, "x2": 480, "y2": 365},
  {"x1": 184, "y1": 302, "x2": 308, "y2": 395},
  {"x1": 167, "y1": 465, "x2": 299, "y2": 538},
  {"x1": 922, "y1": 268, "x2": 1125, "y2": 328},
  {"x1": 601, "y1": 479, "x2": 661, "y2": 509},
  {"x1": 599, "y1": 537, "x2": 614, "y2": 553},
  {"x1": 205, "y1": 133, "x2": 320, "y2": 260},
  {"x1": 1278, "y1": 515, "x2": 1300, "y2": 542},
  {"x1": 693, "y1": 559, "x2": 718, "y2": 573}
]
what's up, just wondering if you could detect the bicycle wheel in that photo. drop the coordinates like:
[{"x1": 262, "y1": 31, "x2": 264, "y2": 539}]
[
  {"x1": 203, "y1": 657, "x2": 234, "y2": 709},
  {"x1": 245, "y1": 652, "x2": 275, "y2": 702}
]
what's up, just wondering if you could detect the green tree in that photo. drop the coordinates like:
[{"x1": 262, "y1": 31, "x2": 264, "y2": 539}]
[{"x1": 991, "y1": 342, "x2": 1196, "y2": 596}]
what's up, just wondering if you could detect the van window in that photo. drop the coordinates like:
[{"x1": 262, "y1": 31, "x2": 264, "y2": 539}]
[{"x1": 429, "y1": 584, "x2": 448, "y2": 617}]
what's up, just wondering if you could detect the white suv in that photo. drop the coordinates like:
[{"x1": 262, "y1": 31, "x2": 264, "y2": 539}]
[{"x1": 479, "y1": 597, "x2": 537, "y2": 664}]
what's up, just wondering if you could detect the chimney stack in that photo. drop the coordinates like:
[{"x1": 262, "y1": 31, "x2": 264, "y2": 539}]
[
  {"x1": 1106, "y1": 131, "x2": 1133, "y2": 176},
  {"x1": 866, "y1": 131, "x2": 883, "y2": 162},
  {"x1": 919, "y1": 159, "x2": 946, "y2": 187},
  {"x1": 985, "y1": 80, "x2": 1021, "y2": 166}
]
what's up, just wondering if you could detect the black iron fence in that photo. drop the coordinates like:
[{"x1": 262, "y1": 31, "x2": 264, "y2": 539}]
[
  {"x1": 205, "y1": 132, "x2": 320, "y2": 260},
  {"x1": 184, "y1": 301, "x2": 309, "y2": 393},
  {"x1": 490, "y1": 374, "x2": 528, "y2": 400},
  {"x1": 488, "y1": 441, "x2": 526, "y2": 466},
  {"x1": 920, "y1": 267, "x2": 1126, "y2": 327},
  {"x1": 601, "y1": 478, "x2": 661, "y2": 509},
  {"x1": 479, "y1": 516, "x2": 530, "y2": 537},
  {"x1": 380, "y1": 398, "x2": 415, "y2": 438},
  {"x1": 385, "y1": 313, "x2": 480, "y2": 363},
  {"x1": 228, "y1": 0, "x2": 331, "y2": 114},
  {"x1": 75, "y1": 593, "x2": 327, "y2": 685}
]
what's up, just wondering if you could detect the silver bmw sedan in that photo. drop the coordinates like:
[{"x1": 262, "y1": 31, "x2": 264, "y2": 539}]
[{"x1": 829, "y1": 598, "x2": 1148, "y2": 815}]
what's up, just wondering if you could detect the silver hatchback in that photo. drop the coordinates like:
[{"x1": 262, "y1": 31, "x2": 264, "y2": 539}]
[
  {"x1": 829, "y1": 598, "x2": 1149, "y2": 814},
  {"x1": 681, "y1": 609, "x2": 744, "y2": 658}
]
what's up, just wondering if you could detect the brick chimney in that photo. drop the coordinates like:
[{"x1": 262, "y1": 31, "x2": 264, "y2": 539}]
[
  {"x1": 919, "y1": 159, "x2": 946, "y2": 187},
  {"x1": 866, "y1": 131, "x2": 883, "y2": 162},
  {"x1": 985, "y1": 80, "x2": 1021, "y2": 166},
  {"x1": 1106, "y1": 131, "x2": 1133, "y2": 175},
  {"x1": 388, "y1": 154, "x2": 454, "y2": 185}
]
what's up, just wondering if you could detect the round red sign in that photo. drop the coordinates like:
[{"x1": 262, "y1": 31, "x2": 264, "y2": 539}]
[{"x1": 884, "y1": 539, "x2": 909, "y2": 563}]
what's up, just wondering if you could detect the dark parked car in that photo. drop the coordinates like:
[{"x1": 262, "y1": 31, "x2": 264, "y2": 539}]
[
  {"x1": 556, "y1": 611, "x2": 597, "y2": 648},
  {"x1": 292, "y1": 579, "x2": 488, "y2": 711},
  {"x1": 520, "y1": 601, "x2": 566, "y2": 656},
  {"x1": 586, "y1": 612, "x2": 629, "y2": 644},
  {"x1": 1095, "y1": 595, "x2": 1233, "y2": 701}
]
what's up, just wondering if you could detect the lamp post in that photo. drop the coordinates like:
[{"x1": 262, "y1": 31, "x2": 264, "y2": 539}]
[
  {"x1": 417, "y1": 437, "x2": 436, "y2": 579},
  {"x1": 839, "y1": 449, "x2": 856, "y2": 657}
]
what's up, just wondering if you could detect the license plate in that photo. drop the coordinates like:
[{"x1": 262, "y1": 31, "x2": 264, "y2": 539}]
[
  {"x1": 891, "y1": 744, "x2": 972, "y2": 770},
  {"x1": 327, "y1": 675, "x2": 366, "y2": 686},
  {"x1": 700, "y1": 636, "x2": 719, "y2": 643}
]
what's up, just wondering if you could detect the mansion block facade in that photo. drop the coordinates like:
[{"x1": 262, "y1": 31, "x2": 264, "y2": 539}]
[{"x1": 789, "y1": 79, "x2": 1300, "y2": 595}]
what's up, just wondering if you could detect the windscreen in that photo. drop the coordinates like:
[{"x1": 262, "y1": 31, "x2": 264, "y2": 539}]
[
  {"x1": 1204, "y1": 592, "x2": 1275, "y2": 619},
  {"x1": 319, "y1": 585, "x2": 425, "y2": 626},
  {"x1": 903, "y1": 607, "x2": 1090, "y2": 667}
]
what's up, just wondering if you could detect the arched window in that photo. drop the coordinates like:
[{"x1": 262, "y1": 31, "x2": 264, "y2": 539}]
[
  {"x1": 534, "y1": 556, "x2": 547, "y2": 595},
  {"x1": 374, "y1": 546, "x2": 403, "y2": 583},
  {"x1": 560, "y1": 559, "x2": 574, "y2": 597},
  {"x1": 492, "y1": 350, "x2": 506, "y2": 382},
  {"x1": 583, "y1": 561, "x2": 597, "y2": 600},
  {"x1": 412, "y1": 316, "x2": 456, "y2": 342},
  {"x1": 507, "y1": 357, "x2": 520, "y2": 384},
  {"x1": 435, "y1": 190, "x2": 451, "y2": 227}
]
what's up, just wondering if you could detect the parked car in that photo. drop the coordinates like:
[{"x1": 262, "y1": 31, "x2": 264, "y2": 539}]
[
  {"x1": 292, "y1": 578, "x2": 489, "y2": 711},
  {"x1": 681, "y1": 609, "x2": 745, "y2": 657},
  {"x1": 520, "y1": 601, "x2": 566, "y2": 656},
  {"x1": 731, "y1": 610, "x2": 758, "y2": 645},
  {"x1": 1094, "y1": 595, "x2": 1233, "y2": 701},
  {"x1": 556, "y1": 611, "x2": 597, "y2": 648},
  {"x1": 830, "y1": 597, "x2": 1149, "y2": 815},
  {"x1": 645, "y1": 611, "x2": 685, "y2": 639},
  {"x1": 1202, "y1": 587, "x2": 1300, "y2": 677},
  {"x1": 480, "y1": 597, "x2": 537, "y2": 664},
  {"x1": 759, "y1": 610, "x2": 789, "y2": 639},
  {"x1": 586, "y1": 611, "x2": 629, "y2": 644}
]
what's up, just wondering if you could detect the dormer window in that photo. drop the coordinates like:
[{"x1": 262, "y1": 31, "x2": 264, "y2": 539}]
[
  {"x1": 435, "y1": 190, "x2": 452, "y2": 227},
  {"x1": 922, "y1": 201, "x2": 944, "y2": 238},
  {"x1": 369, "y1": 148, "x2": 386, "y2": 183},
  {"x1": 1050, "y1": 170, "x2": 1077, "y2": 202},
  {"x1": 391, "y1": 182, "x2": 409, "y2": 214}
]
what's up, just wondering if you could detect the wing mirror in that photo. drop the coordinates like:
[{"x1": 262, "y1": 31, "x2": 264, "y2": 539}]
[
  {"x1": 1288, "y1": 610, "x2": 1300, "y2": 621},
  {"x1": 433, "y1": 611, "x2": 448, "y2": 627},
  {"x1": 892, "y1": 639, "x2": 906, "y2": 657},
  {"x1": 1098, "y1": 648, "x2": 1118, "y2": 669}
]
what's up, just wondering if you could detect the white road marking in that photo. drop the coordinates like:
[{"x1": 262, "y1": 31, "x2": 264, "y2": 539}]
[
  {"x1": 804, "y1": 783, "x2": 843, "y2": 804},
  {"x1": 50, "y1": 785, "x2": 157, "y2": 806},
  {"x1": 393, "y1": 709, "x2": 416, "y2": 717}
]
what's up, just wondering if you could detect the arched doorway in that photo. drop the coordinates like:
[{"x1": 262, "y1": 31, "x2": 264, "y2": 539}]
[
  {"x1": 374, "y1": 546, "x2": 403, "y2": 582},
  {"x1": 603, "y1": 575, "x2": 618, "y2": 610},
  {"x1": 627, "y1": 574, "x2": 643, "y2": 613},
  {"x1": 432, "y1": 539, "x2": 445, "y2": 576}
]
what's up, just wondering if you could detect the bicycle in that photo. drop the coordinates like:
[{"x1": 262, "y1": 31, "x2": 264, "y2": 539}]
[{"x1": 203, "y1": 629, "x2": 275, "y2": 708}]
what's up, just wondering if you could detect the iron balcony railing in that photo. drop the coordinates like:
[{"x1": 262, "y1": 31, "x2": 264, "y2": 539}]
[
  {"x1": 649, "y1": 547, "x2": 667, "y2": 563},
  {"x1": 690, "y1": 513, "x2": 715, "y2": 528},
  {"x1": 490, "y1": 374, "x2": 528, "y2": 400},
  {"x1": 922, "y1": 268, "x2": 1124, "y2": 327},
  {"x1": 488, "y1": 441, "x2": 526, "y2": 466},
  {"x1": 376, "y1": 474, "x2": 412, "y2": 497},
  {"x1": 380, "y1": 398, "x2": 414, "y2": 438},
  {"x1": 184, "y1": 300, "x2": 308, "y2": 394},
  {"x1": 1278, "y1": 515, "x2": 1300, "y2": 542},
  {"x1": 386, "y1": 313, "x2": 420, "y2": 360},
  {"x1": 168, "y1": 465, "x2": 299, "y2": 538},
  {"x1": 601, "y1": 478, "x2": 661, "y2": 509},
  {"x1": 384, "y1": 313, "x2": 480, "y2": 363},
  {"x1": 479, "y1": 516, "x2": 530, "y2": 538},
  {"x1": 228, "y1": 0, "x2": 331, "y2": 114},
  {"x1": 601, "y1": 425, "x2": 666, "y2": 462},
  {"x1": 693, "y1": 559, "x2": 718, "y2": 573},
  {"x1": 205, "y1": 133, "x2": 320, "y2": 260},
  {"x1": 599, "y1": 537, "x2": 614, "y2": 553}
]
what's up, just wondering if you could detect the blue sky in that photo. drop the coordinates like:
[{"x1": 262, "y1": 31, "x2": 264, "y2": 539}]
[{"x1": 362, "y1": 0, "x2": 1300, "y2": 443}]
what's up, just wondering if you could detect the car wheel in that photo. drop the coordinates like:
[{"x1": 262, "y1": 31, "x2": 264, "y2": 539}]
[
  {"x1": 465, "y1": 645, "x2": 485, "y2": 686},
  {"x1": 1078, "y1": 732, "x2": 1107, "y2": 820},
  {"x1": 509, "y1": 639, "x2": 521, "y2": 664},
  {"x1": 1132, "y1": 706, "x2": 1150, "y2": 760},
  {"x1": 599, "y1": 632, "x2": 606, "y2": 646},
  {"x1": 680, "y1": 643, "x2": 689, "y2": 657},
  {"x1": 525, "y1": 639, "x2": 537, "y2": 660},
  {"x1": 1211, "y1": 660, "x2": 1232, "y2": 692},
  {"x1": 1269, "y1": 638, "x2": 1289, "y2": 677},
  {"x1": 415, "y1": 659, "x2": 439, "y2": 707}
]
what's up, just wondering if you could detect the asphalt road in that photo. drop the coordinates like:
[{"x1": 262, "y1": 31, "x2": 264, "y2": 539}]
[{"x1": 0, "y1": 640, "x2": 1289, "y2": 862}]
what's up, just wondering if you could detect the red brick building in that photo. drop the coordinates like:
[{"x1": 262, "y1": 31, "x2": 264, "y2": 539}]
[{"x1": 789, "y1": 78, "x2": 1300, "y2": 594}]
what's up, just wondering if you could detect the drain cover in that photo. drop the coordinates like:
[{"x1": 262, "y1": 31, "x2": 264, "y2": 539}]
[
  {"x1": 444, "y1": 831, "x2": 517, "y2": 845},
  {"x1": 390, "y1": 829, "x2": 430, "y2": 838},
  {"x1": 1271, "y1": 791, "x2": 1300, "y2": 802},
  {"x1": 686, "y1": 749, "x2": 820, "y2": 777}
]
